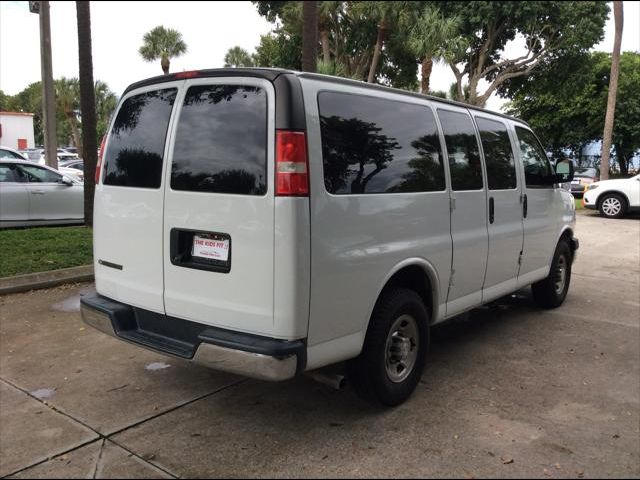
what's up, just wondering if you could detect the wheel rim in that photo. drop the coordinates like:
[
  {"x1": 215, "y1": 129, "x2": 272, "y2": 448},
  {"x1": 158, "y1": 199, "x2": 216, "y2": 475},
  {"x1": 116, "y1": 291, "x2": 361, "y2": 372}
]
[
  {"x1": 385, "y1": 314, "x2": 419, "y2": 383},
  {"x1": 602, "y1": 197, "x2": 622, "y2": 216},
  {"x1": 554, "y1": 254, "x2": 568, "y2": 295}
]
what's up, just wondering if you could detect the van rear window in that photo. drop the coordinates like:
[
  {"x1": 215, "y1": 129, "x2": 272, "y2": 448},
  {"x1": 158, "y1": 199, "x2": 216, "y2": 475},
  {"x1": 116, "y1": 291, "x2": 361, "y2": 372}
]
[
  {"x1": 103, "y1": 88, "x2": 177, "y2": 188},
  {"x1": 318, "y1": 92, "x2": 445, "y2": 195},
  {"x1": 170, "y1": 85, "x2": 267, "y2": 195}
]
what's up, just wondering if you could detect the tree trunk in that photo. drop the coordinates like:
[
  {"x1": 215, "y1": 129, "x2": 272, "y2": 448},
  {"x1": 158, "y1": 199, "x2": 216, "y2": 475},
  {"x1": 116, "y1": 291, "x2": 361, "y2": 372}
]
[
  {"x1": 615, "y1": 144, "x2": 629, "y2": 176},
  {"x1": 367, "y1": 25, "x2": 386, "y2": 83},
  {"x1": 420, "y1": 56, "x2": 433, "y2": 94},
  {"x1": 161, "y1": 55, "x2": 170, "y2": 74},
  {"x1": 600, "y1": 0, "x2": 623, "y2": 181},
  {"x1": 320, "y1": 29, "x2": 331, "y2": 64},
  {"x1": 77, "y1": 1, "x2": 98, "y2": 226},
  {"x1": 302, "y1": 1, "x2": 318, "y2": 73}
]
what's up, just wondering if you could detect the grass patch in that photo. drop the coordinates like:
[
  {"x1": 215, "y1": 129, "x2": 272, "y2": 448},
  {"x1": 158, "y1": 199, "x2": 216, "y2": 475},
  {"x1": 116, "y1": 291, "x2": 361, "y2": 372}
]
[
  {"x1": 0, "y1": 226, "x2": 93, "y2": 277},
  {"x1": 575, "y1": 197, "x2": 583, "y2": 210}
]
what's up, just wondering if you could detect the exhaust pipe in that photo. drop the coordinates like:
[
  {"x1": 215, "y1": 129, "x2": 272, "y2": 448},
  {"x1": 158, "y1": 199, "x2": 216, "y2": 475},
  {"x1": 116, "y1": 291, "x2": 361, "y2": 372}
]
[{"x1": 307, "y1": 371, "x2": 346, "y2": 390}]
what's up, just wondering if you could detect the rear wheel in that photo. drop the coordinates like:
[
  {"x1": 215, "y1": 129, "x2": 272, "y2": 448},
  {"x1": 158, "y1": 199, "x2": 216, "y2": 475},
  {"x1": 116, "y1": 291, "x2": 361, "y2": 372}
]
[
  {"x1": 599, "y1": 193, "x2": 627, "y2": 218},
  {"x1": 532, "y1": 240, "x2": 572, "y2": 309},
  {"x1": 347, "y1": 288, "x2": 429, "y2": 406}
]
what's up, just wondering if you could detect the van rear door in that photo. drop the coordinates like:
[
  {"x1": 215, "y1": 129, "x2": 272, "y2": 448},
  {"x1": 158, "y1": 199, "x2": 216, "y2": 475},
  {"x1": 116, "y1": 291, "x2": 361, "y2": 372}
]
[
  {"x1": 162, "y1": 78, "x2": 277, "y2": 337},
  {"x1": 94, "y1": 83, "x2": 180, "y2": 313}
]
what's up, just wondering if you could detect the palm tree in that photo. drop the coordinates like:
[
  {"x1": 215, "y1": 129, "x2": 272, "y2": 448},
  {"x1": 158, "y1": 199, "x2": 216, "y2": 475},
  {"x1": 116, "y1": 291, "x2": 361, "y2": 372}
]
[
  {"x1": 224, "y1": 46, "x2": 254, "y2": 68},
  {"x1": 600, "y1": 1, "x2": 624, "y2": 181},
  {"x1": 139, "y1": 26, "x2": 187, "y2": 74},
  {"x1": 364, "y1": 1, "x2": 407, "y2": 83},
  {"x1": 302, "y1": 0, "x2": 318, "y2": 72},
  {"x1": 55, "y1": 78, "x2": 82, "y2": 153},
  {"x1": 76, "y1": 0, "x2": 98, "y2": 226},
  {"x1": 409, "y1": 6, "x2": 460, "y2": 94}
]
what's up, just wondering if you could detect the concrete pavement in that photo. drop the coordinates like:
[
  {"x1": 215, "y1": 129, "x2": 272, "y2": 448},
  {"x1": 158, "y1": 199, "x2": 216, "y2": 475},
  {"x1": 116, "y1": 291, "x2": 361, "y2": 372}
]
[{"x1": 1, "y1": 211, "x2": 638, "y2": 478}]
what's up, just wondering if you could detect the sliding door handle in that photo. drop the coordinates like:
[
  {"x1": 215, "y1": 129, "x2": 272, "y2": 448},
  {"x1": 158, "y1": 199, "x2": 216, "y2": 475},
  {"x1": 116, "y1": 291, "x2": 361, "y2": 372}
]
[
  {"x1": 489, "y1": 197, "x2": 495, "y2": 224},
  {"x1": 522, "y1": 193, "x2": 528, "y2": 218}
]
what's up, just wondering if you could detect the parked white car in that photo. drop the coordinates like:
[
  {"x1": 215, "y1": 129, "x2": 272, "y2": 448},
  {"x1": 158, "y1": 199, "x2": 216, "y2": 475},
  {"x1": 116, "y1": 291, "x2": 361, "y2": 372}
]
[
  {"x1": 1, "y1": 146, "x2": 84, "y2": 183},
  {"x1": 0, "y1": 159, "x2": 84, "y2": 228},
  {"x1": 583, "y1": 174, "x2": 640, "y2": 218},
  {"x1": 81, "y1": 68, "x2": 579, "y2": 406}
]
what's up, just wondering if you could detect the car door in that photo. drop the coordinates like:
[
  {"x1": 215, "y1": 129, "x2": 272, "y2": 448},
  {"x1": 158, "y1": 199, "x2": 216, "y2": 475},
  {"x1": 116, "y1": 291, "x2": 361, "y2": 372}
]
[
  {"x1": 513, "y1": 125, "x2": 558, "y2": 283},
  {"x1": 0, "y1": 163, "x2": 29, "y2": 224},
  {"x1": 626, "y1": 175, "x2": 640, "y2": 207},
  {"x1": 473, "y1": 115, "x2": 524, "y2": 301},
  {"x1": 162, "y1": 77, "x2": 277, "y2": 336},
  {"x1": 436, "y1": 107, "x2": 489, "y2": 317},
  {"x1": 15, "y1": 164, "x2": 83, "y2": 221}
]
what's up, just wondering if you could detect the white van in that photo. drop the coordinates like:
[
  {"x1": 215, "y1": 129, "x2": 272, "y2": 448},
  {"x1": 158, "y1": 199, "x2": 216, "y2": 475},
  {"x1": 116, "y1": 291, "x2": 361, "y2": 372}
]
[{"x1": 81, "y1": 68, "x2": 579, "y2": 406}]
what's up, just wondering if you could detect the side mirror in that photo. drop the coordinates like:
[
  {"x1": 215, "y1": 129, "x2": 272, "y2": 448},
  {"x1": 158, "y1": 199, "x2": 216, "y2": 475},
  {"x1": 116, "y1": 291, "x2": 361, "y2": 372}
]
[
  {"x1": 554, "y1": 161, "x2": 574, "y2": 183},
  {"x1": 60, "y1": 176, "x2": 74, "y2": 186}
]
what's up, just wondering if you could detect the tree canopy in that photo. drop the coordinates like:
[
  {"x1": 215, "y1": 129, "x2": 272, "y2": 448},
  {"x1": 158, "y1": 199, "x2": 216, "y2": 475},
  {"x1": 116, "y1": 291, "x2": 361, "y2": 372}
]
[
  {"x1": 506, "y1": 51, "x2": 640, "y2": 175},
  {"x1": 139, "y1": 26, "x2": 187, "y2": 74}
]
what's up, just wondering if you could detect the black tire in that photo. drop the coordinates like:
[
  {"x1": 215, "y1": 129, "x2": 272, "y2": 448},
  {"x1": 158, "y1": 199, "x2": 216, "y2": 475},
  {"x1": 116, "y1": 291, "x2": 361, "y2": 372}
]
[
  {"x1": 599, "y1": 193, "x2": 627, "y2": 218},
  {"x1": 347, "y1": 288, "x2": 429, "y2": 407},
  {"x1": 531, "y1": 240, "x2": 572, "y2": 309}
]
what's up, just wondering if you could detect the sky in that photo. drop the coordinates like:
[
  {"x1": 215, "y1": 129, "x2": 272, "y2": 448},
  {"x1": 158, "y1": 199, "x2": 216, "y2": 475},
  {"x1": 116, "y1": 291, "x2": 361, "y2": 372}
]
[{"x1": 1, "y1": 0, "x2": 639, "y2": 113}]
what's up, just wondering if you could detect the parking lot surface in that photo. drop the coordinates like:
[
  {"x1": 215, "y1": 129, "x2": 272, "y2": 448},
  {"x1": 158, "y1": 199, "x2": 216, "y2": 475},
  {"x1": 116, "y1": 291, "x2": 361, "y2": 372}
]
[{"x1": 1, "y1": 210, "x2": 638, "y2": 478}]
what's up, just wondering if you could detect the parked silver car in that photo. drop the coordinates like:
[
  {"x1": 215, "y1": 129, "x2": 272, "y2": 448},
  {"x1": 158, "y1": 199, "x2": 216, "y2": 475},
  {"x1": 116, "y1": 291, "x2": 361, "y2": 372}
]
[{"x1": 0, "y1": 159, "x2": 84, "y2": 228}]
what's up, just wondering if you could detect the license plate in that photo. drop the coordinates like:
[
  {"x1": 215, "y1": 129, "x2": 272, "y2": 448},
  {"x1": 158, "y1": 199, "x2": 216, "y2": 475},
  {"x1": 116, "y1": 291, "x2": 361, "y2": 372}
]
[
  {"x1": 192, "y1": 235, "x2": 229, "y2": 262},
  {"x1": 571, "y1": 180, "x2": 580, "y2": 185}
]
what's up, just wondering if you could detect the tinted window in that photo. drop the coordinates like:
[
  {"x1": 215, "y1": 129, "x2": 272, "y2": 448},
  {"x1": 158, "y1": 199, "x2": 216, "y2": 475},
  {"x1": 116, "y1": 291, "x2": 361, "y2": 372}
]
[
  {"x1": 476, "y1": 117, "x2": 517, "y2": 190},
  {"x1": 437, "y1": 110, "x2": 483, "y2": 191},
  {"x1": 171, "y1": 85, "x2": 267, "y2": 195},
  {"x1": 515, "y1": 127, "x2": 553, "y2": 187},
  {"x1": 0, "y1": 164, "x2": 19, "y2": 182},
  {"x1": 17, "y1": 165, "x2": 61, "y2": 183},
  {"x1": 318, "y1": 92, "x2": 445, "y2": 194},
  {"x1": 103, "y1": 88, "x2": 177, "y2": 188},
  {"x1": 0, "y1": 149, "x2": 25, "y2": 160}
]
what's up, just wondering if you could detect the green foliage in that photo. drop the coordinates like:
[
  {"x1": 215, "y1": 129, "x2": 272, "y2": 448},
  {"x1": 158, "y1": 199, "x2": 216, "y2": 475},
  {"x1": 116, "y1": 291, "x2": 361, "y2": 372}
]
[
  {"x1": 0, "y1": 226, "x2": 93, "y2": 277},
  {"x1": 254, "y1": 31, "x2": 302, "y2": 69},
  {"x1": 438, "y1": 1, "x2": 609, "y2": 105},
  {"x1": 4, "y1": 80, "x2": 117, "y2": 147},
  {"x1": 223, "y1": 46, "x2": 255, "y2": 68},
  {"x1": 506, "y1": 51, "x2": 640, "y2": 174}
]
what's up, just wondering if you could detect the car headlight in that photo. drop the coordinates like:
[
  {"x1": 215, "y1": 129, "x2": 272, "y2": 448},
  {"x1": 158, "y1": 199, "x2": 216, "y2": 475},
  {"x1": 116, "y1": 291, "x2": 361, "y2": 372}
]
[{"x1": 587, "y1": 183, "x2": 599, "y2": 190}]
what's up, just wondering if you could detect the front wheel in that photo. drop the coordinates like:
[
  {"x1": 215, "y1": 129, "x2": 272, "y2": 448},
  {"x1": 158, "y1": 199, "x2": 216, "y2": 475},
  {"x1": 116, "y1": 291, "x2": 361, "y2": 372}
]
[
  {"x1": 347, "y1": 288, "x2": 429, "y2": 406},
  {"x1": 532, "y1": 240, "x2": 572, "y2": 309},
  {"x1": 599, "y1": 193, "x2": 627, "y2": 218}
]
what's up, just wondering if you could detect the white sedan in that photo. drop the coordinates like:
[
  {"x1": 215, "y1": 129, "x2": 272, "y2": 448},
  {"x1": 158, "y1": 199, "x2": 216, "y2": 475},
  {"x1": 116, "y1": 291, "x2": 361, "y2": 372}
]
[
  {"x1": 0, "y1": 159, "x2": 84, "y2": 228},
  {"x1": 583, "y1": 173, "x2": 640, "y2": 218}
]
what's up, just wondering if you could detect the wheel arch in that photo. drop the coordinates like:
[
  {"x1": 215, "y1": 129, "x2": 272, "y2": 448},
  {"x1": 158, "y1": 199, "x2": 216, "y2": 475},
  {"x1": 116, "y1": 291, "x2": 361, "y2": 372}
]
[
  {"x1": 596, "y1": 190, "x2": 630, "y2": 210},
  {"x1": 364, "y1": 259, "x2": 441, "y2": 335}
]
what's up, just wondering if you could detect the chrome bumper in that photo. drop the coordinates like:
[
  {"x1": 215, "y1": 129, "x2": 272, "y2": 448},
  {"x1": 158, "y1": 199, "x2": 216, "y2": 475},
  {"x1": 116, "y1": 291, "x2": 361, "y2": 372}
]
[{"x1": 80, "y1": 296, "x2": 303, "y2": 382}]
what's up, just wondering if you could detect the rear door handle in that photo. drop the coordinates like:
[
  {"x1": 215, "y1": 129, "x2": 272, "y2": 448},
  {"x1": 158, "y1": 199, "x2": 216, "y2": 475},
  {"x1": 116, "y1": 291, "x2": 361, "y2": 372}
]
[
  {"x1": 489, "y1": 197, "x2": 495, "y2": 224},
  {"x1": 522, "y1": 193, "x2": 528, "y2": 218}
]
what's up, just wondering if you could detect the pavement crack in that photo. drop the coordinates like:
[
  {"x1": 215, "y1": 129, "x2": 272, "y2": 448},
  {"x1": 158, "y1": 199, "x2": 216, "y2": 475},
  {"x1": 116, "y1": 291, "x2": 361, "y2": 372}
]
[
  {"x1": 106, "y1": 439, "x2": 180, "y2": 479},
  {"x1": 91, "y1": 439, "x2": 106, "y2": 479}
]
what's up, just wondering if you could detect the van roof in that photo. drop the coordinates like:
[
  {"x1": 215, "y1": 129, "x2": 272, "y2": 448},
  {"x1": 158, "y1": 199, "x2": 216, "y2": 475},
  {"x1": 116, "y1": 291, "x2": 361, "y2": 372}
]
[{"x1": 122, "y1": 67, "x2": 528, "y2": 126}]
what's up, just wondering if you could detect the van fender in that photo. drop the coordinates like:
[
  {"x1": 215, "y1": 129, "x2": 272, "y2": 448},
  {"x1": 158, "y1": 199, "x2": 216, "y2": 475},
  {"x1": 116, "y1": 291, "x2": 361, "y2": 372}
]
[{"x1": 362, "y1": 257, "x2": 441, "y2": 336}]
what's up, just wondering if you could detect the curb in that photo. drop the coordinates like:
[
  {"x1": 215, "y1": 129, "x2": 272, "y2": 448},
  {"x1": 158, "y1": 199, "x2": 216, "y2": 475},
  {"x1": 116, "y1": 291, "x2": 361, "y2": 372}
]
[{"x1": 0, "y1": 265, "x2": 94, "y2": 295}]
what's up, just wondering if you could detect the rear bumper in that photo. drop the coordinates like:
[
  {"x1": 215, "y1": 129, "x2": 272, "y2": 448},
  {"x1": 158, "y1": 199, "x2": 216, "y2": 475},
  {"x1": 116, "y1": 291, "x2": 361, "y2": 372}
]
[{"x1": 80, "y1": 293, "x2": 305, "y2": 381}]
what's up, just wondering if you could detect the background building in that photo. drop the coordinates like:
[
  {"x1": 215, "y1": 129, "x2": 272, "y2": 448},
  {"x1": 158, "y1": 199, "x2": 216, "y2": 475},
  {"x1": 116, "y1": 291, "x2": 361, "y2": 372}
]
[{"x1": 0, "y1": 111, "x2": 35, "y2": 149}]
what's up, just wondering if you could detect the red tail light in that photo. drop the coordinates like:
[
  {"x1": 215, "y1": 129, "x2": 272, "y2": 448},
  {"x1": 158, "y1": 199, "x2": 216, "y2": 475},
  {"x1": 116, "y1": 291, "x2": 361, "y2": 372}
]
[
  {"x1": 96, "y1": 135, "x2": 106, "y2": 184},
  {"x1": 175, "y1": 70, "x2": 199, "y2": 79},
  {"x1": 276, "y1": 130, "x2": 309, "y2": 196}
]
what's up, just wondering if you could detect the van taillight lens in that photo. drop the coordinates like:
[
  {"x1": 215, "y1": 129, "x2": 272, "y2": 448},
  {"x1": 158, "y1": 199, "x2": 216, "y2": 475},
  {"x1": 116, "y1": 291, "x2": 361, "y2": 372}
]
[
  {"x1": 276, "y1": 130, "x2": 309, "y2": 196},
  {"x1": 96, "y1": 135, "x2": 106, "y2": 184}
]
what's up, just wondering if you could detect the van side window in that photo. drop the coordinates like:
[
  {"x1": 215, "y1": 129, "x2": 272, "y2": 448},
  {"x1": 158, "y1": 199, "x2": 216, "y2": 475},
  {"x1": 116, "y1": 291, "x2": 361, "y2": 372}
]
[
  {"x1": 437, "y1": 109, "x2": 483, "y2": 191},
  {"x1": 515, "y1": 127, "x2": 554, "y2": 187},
  {"x1": 171, "y1": 85, "x2": 267, "y2": 195},
  {"x1": 476, "y1": 117, "x2": 517, "y2": 190},
  {"x1": 103, "y1": 88, "x2": 177, "y2": 189},
  {"x1": 318, "y1": 92, "x2": 445, "y2": 194}
]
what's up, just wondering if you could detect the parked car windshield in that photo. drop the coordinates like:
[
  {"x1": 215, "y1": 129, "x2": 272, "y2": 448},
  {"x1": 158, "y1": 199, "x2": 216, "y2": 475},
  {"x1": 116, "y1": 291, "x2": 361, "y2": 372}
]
[{"x1": 575, "y1": 168, "x2": 597, "y2": 177}]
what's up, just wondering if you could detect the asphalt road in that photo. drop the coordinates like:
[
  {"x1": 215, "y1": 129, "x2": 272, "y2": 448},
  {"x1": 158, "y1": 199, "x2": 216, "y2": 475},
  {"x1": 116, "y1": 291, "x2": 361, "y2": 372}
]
[{"x1": 1, "y1": 210, "x2": 638, "y2": 478}]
